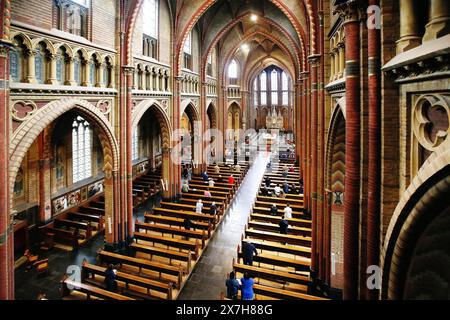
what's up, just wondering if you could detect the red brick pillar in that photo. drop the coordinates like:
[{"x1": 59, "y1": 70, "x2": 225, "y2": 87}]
[
  {"x1": 201, "y1": 81, "x2": 208, "y2": 171},
  {"x1": 295, "y1": 79, "x2": 302, "y2": 165},
  {"x1": 124, "y1": 66, "x2": 134, "y2": 243},
  {"x1": 171, "y1": 76, "x2": 182, "y2": 199},
  {"x1": 301, "y1": 71, "x2": 310, "y2": 212},
  {"x1": 0, "y1": 0, "x2": 13, "y2": 300},
  {"x1": 308, "y1": 55, "x2": 320, "y2": 279},
  {"x1": 367, "y1": 0, "x2": 381, "y2": 300},
  {"x1": 340, "y1": 1, "x2": 362, "y2": 300}
]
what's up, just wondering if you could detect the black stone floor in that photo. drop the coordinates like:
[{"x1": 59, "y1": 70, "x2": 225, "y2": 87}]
[
  {"x1": 14, "y1": 194, "x2": 161, "y2": 300},
  {"x1": 177, "y1": 152, "x2": 270, "y2": 300}
]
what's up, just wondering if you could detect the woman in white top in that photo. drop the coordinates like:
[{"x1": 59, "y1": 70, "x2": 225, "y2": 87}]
[
  {"x1": 196, "y1": 199, "x2": 203, "y2": 213},
  {"x1": 274, "y1": 185, "x2": 282, "y2": 197},
  {"x1": 214, "y1": 164, "x2": 220, "y2": 173},
  {"x1": 208, "y1": 179, "x2": 215, "y2": 187},
  {"x1": 283, "y1": 205, "x2": 293, "y2": 219}
]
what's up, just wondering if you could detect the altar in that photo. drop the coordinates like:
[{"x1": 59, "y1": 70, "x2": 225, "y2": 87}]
[{"x1": 266, "y1": 107, "x2": 284, "y2": 130}]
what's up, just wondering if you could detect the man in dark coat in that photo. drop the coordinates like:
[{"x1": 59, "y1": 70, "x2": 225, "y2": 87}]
[{"x1": 242, "y1": 241, "x2": 258, "y2": 266}]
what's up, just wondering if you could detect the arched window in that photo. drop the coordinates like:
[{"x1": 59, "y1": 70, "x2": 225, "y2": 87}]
[
  {"x1": 183, "y1": 32, "x2": 191, "y2": 54},
  {"x1": 260, "y1": 71, "x2": 267, "y2": 105},
  {"x1": 282, "y1": 71, "x2": 289, "y2": 105},
  {"x1": 142, "y1": 0, "x2": 158, "y2": 58},
  {"x1": 9, "y1": 50, "x2": 20, "y2": 82},
  {"x1": 73, "y1": 52, "x2": 83, "y2": 85},
  {"x1": 53, "y1": 0, "x2": 89, "y2": 38},
  {"x1": 253, "y1": 79, "x2": 258, "y2": 106},
  {"x1": 183, "y1": 32, "x2": 192, "y2": 69},
  {"x1": 103, "y1": 58, "x2": 112, "y2": 87},
  {"x1": 132, "y1": 126, "x2": 139, "y2": 161},
  {"x1": 72, "y1": 116, "x2": 92, "y2": 183},
  {"x1": 271, "y1": 69, "x2": 278, "y2": 105},
  {"x1": 89, "y1": 56, "x2": 96, "y2": 85},
  {"x1": 143, "y1": 0, "x2": 158, "y2": 39},
  {"x1": 228, "y1": 59, "x2": 238, "y2": 79},
  {"x1": 35, "y1": 44, "x2": 46, "y2": 84},
  {"x1": 56, "y1": 48, "x2": 67, "y2": 85}
]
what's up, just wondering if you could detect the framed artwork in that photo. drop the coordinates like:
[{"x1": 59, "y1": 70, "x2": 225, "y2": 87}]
[
  {"x1": 53, "y1": 196, "x2": 68, "y2": 214},
  {"x1": 80, "y1": 187, "x2": 88, "y2": 201}
]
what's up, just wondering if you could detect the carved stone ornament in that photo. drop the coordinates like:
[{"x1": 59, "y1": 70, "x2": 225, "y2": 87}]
[
  {"x1": 412, "y1": 94, "x2": 450, "y2": 152},
  {"x1": 11, "y1": 100, "x2": 39, "y2": 122}
]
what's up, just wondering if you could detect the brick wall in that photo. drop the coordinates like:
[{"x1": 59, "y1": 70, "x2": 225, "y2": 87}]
[
  {"x1": 11, "y1": 0, "x2": 53, "y2": 30},
  {"x1": 91, "y1": 0, "x2": 116, "y2": 48}
]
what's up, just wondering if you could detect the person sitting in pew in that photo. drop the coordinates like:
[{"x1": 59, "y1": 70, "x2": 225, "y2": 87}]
[
  {"x1": 196, "y1": 199, "x2": 203, "y2": 213},
  {"x1": 269, "y1": 203, "x2": 278, "y2": 216},
  {"x1": 201, "y1": 171, "x2": 209, "y2": 181},
  {"x1": 282, "y1": 181, "x2": 289, "y2": 194},
  {"x1": 183, "y1": 217, "x2": 192, "y2": 240},
  {"x1": 279, "y1": 218, "x2": 289, "y2": 235},
  {"x1": 234, "y1": 164, "x2": 241, "y2": 173},
  {"x1": 240, "y1": 272, "x2": 255, "y2": 300},
  {"x1": 261, "y1": 185, "x2": 269, "y2": 196},
  {"x1": 209, "y1": 202, "x2": 217, "y2": 215},
  {"x1": 282, "y1": 164, "x2": 289, "y2": 178},
  {"x1": 104, "y1": 264, "x2": 118, "y2": 292},
  {"x1": 228, "y1": 174, "x2": 235, "y2": 185},
  {"x1": 182, "y1": 181, "x2": 190, "y2": 193},
  {"x1": 214, "y1": 163, "x2": 220, "y2": 174},
  {"x1": 182, "y1": 165, "x2": 189, "y2": 179},
  {"x1": 217, "y1": 175, "x2": 224, "y2": 182},
  {"x1": 264, "y1": 176, "x2": 271, "y2": 188},
  {"x1": 298, "y1": 183, "x2": 304, "y2": 195},
  {"x1": 284, "y1": 204, "x2": 293, "y2": 219},
  {"x1": 289, "y1": 166, "x2": 295, "y2": 173},
  {"x1": 242, "y1": 241, "x2": 258, "y2": 266},
  {"x1": 226, "y1": 271, "x2": 240, "y2": 300},
  {"x1": 208, "y1": 179, "x2": 215, "y2": 187},
  {"x1": 204, "y1": 188, "x2": 212, "y2": 198},
  {"x1": 274, "y1": 185, "x2": 282, "y2": 197}
]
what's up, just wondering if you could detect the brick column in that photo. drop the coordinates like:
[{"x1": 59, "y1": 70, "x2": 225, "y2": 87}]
[
  {"x1": 171, "y1": 75, "x2": 182, "y2": 199},
  {"x1": 308, "y1": 54, "x2": 320, "y2": 281},
  {"x1": 201, "y1": 81, "x2": 208, "y2": 171},
  {"x1": 301, "y1": 71, "x2": 310, "y2": 212},
  {"x1": 338, "y1": 0, "x2": 361, "y2": 300},
  {"x1": 0, "y1": 0, "x2": 13, "y2": 299},
  {"x1": 295, "y1": 79, "x2": 302, "y2": 162},
  {"x1": 124, "y1": 66, "x2": 134, "y2": 244},
  {"x1": 367, "y1": 0, "x2": 381, "y2": 300}
]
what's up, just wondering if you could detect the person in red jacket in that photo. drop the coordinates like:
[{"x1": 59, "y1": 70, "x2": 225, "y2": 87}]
[{"x1": 228, "y1": 174, "x2": 235, "y2": 184}]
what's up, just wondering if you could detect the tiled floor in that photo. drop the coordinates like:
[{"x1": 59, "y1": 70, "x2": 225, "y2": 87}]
[
  {"x1": 178, "y1": 152, "x2": 270, "y2": 300},
  {"x1": 14, "y1": 195, "x2": 161, "y2": 300}
]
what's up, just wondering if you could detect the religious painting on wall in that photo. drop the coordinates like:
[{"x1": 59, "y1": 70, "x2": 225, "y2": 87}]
[
  {"x1": 80, "y1": 186, "x2": 88, "y2": 201},
  {"x1": 88, "y1": 180, "x2": 104, "y2": 198},
  {"x1": 14, "y1": 166, "x2": 25, "y2": 200},
  {"x1": 55, "y1": 142, "x2": 66, "y2": 189},
  {"x1": 67, "y1": 190, "x2": 81, "y2": 207},
  {"x1": 53, "y1": 195, "x2": 68, "y2": 214}
]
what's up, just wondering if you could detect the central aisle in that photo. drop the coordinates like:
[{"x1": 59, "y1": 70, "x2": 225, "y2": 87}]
[{"x1": 178, "y1": 152, "x2": 271, "y2": 300}]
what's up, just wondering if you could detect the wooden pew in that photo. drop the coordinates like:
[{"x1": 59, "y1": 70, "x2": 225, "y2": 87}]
[
  {"x1": 233, "y1": 262, "x2": 311, "y2": 287},
  {"x1": 245, "y1": 229, "x2": 312, "y2": 247},
  {"x1": 45, "y1": 227, "x2": 79, "y2": 250},
  {"x1": 81, "y1": 263, "x2": 172, "y2": 300},
  {"x1": 135, "y1": 221, "x2": 207, "y2": 248},
  {"x1": 61, "y1": 278, "x2": 133, "y2": 300},
  {"x1": 252, "y1": 283, "x2": 328, "y2": 300},
  {"x1": 54, "y1": 219, "x2": 92, "y2": 239},
  {"x1": 181, "y1": 192, "x2": 227, "y2": 206},
  {"x1": 130, "y1": 243, "x2": 192, "y2": 272},
  {"x1": 78, "y1": 206, "x2": 105, "y2": 216},
  {"x1": 97, "y1": 250, "x2": 183, "y2": 288},
  {"x1": 247, "y1": 220, "x2": 312, "y2": 237},
  {"x1": 134, "y1": 232, "x2": 199, "y2": 260},
  {"x1": 250, "y1": 213, "x2": 311, "y2": 229},
  {"x1": 151, "y1": 208, "x2": 217, "y2": 226},
  {"x1": 67, "y1": 211, "x2": 104, "y2": 230},
  {"x1": 242, "y1": 238, "x2": 311, "y2": 259},
  {"x1": 144, "y1": 214, "x2": 212, "y2": 236},
  {"x1": 160, "y1": 201, "x2": 222, "y2": 217},
  {"x1": 237, "y1": 248, "x2": 311, "y2": 272}
]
